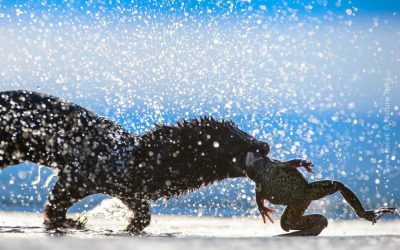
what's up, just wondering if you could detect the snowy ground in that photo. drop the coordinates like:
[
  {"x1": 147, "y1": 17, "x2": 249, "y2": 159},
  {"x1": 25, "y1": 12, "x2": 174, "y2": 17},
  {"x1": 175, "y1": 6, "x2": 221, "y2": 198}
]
[{"x1": 0, "y1": 212, "x2": 399, "y2": 250}]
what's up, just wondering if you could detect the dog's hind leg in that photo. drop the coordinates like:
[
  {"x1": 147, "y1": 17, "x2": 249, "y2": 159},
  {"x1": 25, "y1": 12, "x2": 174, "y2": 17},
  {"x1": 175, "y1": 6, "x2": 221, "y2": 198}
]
[
  {"x1": 44, "y1": 168, "x2": 96, "y2": 229},
  {"x1": 121, "y1": 197, "x2": 151, "y2": 234}
]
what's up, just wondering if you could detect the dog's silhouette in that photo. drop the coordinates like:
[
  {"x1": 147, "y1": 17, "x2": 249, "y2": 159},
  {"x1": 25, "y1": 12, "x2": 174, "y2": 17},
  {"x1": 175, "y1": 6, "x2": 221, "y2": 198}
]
[{"x1": 0, "y1": 90, "x2": 269, "y2": 232}]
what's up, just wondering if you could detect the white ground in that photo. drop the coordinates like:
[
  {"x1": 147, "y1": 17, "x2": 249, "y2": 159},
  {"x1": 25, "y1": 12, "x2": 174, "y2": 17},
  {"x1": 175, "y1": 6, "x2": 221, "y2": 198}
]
[{"x1": 0, "y1": 212, "x2": 399, "y2": 250}]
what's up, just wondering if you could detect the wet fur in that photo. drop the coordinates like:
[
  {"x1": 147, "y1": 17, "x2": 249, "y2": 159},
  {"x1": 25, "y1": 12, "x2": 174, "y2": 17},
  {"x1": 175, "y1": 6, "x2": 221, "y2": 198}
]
[{"x1": 0, "y1": 90, "x2": 268, "y2": 232}]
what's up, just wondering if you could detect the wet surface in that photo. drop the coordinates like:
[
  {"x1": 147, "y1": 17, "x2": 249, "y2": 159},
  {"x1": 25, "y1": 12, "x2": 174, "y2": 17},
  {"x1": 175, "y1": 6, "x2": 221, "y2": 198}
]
[
  {"x1": 1, "y1": 212, "x2": 399, "y2": 238},
  {"x1": 0, "y1": 212, "x2": 399, "y2": 250}
]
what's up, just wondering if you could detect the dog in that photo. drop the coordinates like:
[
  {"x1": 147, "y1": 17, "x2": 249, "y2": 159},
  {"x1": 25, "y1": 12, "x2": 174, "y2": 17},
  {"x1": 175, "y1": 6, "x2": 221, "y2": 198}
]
[{"x1": 0, "y1": 90, "x2": 269, "y2": 232}]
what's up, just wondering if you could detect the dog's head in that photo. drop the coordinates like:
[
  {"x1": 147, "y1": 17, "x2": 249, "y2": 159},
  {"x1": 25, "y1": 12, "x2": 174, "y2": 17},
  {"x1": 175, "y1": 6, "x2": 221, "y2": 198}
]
[
  {"x1": 139, "y1": 116, "x2": 270, "y2": 182},
  {"x1": 217, "y1": 124, "x2": 269, "y2": 177},
  {"x1": 179, "y1": 117, "x2": 269, "y2": 178}
]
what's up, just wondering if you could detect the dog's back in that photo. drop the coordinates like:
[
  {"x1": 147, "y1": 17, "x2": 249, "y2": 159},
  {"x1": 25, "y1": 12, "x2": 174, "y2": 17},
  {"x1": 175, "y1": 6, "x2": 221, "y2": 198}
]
[{"x1": 0, "y1": 90, "x2": 99, "y2": 169}]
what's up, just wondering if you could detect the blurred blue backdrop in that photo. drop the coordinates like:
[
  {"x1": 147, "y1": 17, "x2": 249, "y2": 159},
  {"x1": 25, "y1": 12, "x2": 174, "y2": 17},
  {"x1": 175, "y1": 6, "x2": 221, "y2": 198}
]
[{"x1": 0, "y1": 0, "x2": 399, "y2": 220}]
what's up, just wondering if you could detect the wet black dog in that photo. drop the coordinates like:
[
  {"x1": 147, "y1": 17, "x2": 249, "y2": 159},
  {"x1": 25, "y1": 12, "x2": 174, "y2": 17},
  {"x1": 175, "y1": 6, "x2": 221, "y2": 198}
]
[{"x1": 0, "y1": 90, "x2": 269, "y2": 232}]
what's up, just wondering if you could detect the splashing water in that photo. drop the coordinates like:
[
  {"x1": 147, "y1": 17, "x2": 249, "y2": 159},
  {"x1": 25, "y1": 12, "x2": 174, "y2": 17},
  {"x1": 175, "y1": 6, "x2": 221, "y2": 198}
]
[
  {"x1": 0, "y1": 1, "x2": 398, "y2": 219},
  {"x1": 395, "y1": 209, "x2": 400, "y2": 218},
  {"x1": 42, "y1": 170, "x2": 58, "y2": 189},
  {"x1": 30, "y1": 165, "x2": 43, "y2": 186},
  {"x1": 78, "y1": 198, "x2": 133, "y2": 220}
]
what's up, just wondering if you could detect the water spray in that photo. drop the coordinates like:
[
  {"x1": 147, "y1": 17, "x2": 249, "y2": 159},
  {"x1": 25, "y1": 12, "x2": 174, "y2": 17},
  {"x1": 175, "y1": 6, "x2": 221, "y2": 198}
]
[{"x1": 395, "y1": 208, "x2": 400, "y2": 218}]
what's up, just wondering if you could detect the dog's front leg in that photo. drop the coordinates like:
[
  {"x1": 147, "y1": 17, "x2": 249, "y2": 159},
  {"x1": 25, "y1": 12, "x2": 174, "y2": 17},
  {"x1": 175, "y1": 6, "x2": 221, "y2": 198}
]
[{"x1": 122, "y1": 198, "x2": 151, "y2": 234}]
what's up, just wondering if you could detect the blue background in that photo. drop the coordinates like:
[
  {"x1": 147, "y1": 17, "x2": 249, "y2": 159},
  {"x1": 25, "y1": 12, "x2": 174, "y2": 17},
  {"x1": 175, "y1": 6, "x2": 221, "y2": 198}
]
[{"x1": 0, "y1": 0, "x2": 399, "y2": 220}]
